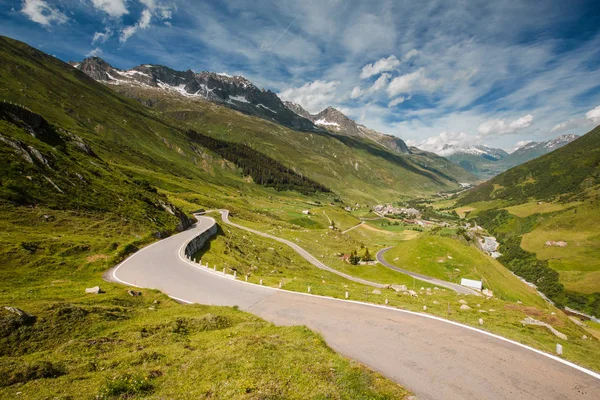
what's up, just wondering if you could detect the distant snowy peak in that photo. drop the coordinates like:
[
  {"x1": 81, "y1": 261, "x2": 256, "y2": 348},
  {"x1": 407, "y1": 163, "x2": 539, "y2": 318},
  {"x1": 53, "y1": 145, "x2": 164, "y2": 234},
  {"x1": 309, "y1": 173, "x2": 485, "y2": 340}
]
[
  {"x1": 438, "y1": 144, "x2": 508, "y2": 160},
  {"x1": 511, "y1": 134, "x2": 580, "y2": 155},
  {"x1": 72, "y1": 57, "x2": 315, "y2": 132}
]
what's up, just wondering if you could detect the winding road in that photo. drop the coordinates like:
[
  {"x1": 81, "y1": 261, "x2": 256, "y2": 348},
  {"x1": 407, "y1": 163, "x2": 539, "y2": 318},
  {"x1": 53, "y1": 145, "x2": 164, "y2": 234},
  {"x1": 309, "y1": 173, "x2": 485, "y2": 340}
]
[
  {"x1": 376, "y1": 247, "x2": 478, "y2": 295},
  {"x1": 110, "y1": 214, "x2": 600, "y2": 400}
]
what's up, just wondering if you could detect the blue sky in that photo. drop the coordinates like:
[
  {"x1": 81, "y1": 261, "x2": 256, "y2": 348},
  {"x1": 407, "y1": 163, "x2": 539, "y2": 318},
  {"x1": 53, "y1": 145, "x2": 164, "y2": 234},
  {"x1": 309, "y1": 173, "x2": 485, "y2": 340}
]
[{"x1": 2, "y1": 0, "x2": 600, "y2": 153}]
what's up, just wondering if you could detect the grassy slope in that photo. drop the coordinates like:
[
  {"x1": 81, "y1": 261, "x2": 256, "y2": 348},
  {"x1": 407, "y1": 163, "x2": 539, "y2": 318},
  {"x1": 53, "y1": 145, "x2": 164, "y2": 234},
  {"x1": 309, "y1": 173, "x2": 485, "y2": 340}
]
[
  {"x1": 382, "y1": 235, "x2": 545, "y2": 306},
  {"x1": 111, "y1": 85, "x2": 463, "y2": 203},
  {"x1": 457, "y1": 125, "x2": 600, "y2": 206},
  {"x1": 454, "y1": 126, "x2": 600, "y2": 314},
  {"x1": 203, "y1": 209, "x2": 600, "y2": 371},
  {"x1": 1, "y1": 35, "x2": 599, "y2": 387},
  {"x1": 520, "y1": 202, "x2": 600, "y2": 294},
  {"x1": 0, "y1": 36, "x2": 412, "y2": 397}
]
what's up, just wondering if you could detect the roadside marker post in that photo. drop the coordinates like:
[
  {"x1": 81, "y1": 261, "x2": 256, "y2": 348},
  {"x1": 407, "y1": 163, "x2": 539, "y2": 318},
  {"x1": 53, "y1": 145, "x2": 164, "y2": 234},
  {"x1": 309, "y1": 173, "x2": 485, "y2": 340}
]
[
  {"x1": 245, "y1": 275, "x2": 248, "y2": 282},
  {"x1": 385, "y1": 298, "x2": 388, "y2": 305},
  {"x1": 213, "y1": 265, "x2": 216, "y2": 271},
  {"x1": 345, "y1": 291, "x2": 349, "y2": 299},
  {"x1": 233, "y1": 271, "x2": 237, "y2": 279},
  {"x1": 260, "y1": 279, "x2": 263, "y2": 285},
  {"x1": 308, "y1": 286, "x2": 311, "y2": 293},
  {"x1": 223, "y1": 268, "x2": 226, "y2": 275},
  {"x1": 556, "y1": 344, "x2": 563, "y2": 356}
]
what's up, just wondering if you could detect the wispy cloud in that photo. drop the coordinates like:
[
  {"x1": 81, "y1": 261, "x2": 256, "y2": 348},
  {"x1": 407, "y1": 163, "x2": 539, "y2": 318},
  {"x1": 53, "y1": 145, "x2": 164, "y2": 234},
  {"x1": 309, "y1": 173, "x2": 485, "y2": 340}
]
[
  {"x1": 6, "y1": 0, "x2": 600, "y2": 151},
  {"x1": 279, "y1": 80, "x2": 340, "y2": 113},
  {"x1": 90, "y1": 0, "x2": 128, "y2": 18},
  {"x1": 92, "y1": 28, "x2": 112, "y2": 45},
  {"x1": 21, "y1": 0, "x2": 68, "y2": 27}
]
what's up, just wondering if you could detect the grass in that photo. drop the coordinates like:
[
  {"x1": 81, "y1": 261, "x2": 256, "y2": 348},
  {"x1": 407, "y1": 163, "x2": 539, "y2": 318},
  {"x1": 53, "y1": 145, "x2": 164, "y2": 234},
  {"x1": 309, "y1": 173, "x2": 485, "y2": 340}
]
[
  {"x1": 0, "y1": 204, "x2": 411, "y2": 399},
  {"x1": 503, "y1": 201, "x2": 574, "y2": 218},
  {"x1": 194, "y1": 211, "x2": 600, "y2": 372},
  {"x1": 0, "y1": 296, "x2": 409, "y2": 399},
  {"x1": 1, "y1": 35, "x2": 599, "y2": 393},
  {"x1": 520, "y1": 202, "x2": 600, "y2": 293},
  {"x1": 455, "y1": 200, "x2": 506, "y2": 218},
  {"x1": 381, "y1": 235, "x2": 546, "y2": 306}
]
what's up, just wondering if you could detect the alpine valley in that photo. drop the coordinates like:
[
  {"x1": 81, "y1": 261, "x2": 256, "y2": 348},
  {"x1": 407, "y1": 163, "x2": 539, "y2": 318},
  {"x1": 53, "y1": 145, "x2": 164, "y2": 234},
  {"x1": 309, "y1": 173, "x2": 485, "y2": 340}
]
[{"x1": 1, "y1": 32, "x2": 599, "y2": 400}]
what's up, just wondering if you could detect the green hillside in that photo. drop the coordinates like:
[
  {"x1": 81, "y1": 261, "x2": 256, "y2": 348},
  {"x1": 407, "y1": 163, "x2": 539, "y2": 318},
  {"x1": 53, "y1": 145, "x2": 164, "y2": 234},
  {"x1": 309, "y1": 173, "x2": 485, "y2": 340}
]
[
  {"x1": 110, "y1": 83, "x2": 467, "y2": 203},
  {"x1": 455, "y1": 126, "x2": 600, "y2": 316},
  {"x1": 457, "y1": 125, "x2": 600, "y2": 206}
]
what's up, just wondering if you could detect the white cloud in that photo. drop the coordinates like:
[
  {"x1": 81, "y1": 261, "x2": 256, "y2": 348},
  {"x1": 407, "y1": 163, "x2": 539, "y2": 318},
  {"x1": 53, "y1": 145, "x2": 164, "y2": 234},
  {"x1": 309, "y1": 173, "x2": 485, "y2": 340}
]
[
  {"x1": 278, "y1": 80, "x2": 340, "y2": 114},
  {"x1": 92, "y1": 28, "x2": 112, "y2": 44},
  {"x1": 370, "y1": 73, "x2": 390, "y2": 91},
  {"x1": 586, "y1": 105, "x2": 600, "y2": 124},
  {"x1": 360, "y1": 55, "x2": 400, "y2": 79},
  {"x1": 477, "y1": 114, "x2": 533, "y2": 136},
  {"x1": 403, "y1": 49, "x2": 420, "y2": 61},
  {"x1": 415, "y1": 131, "x2": 476, "y2": 155},
  {"x1": 90, "y1": 0, "x2": 128, "y2": 18},
  {"x1": 350, "y1": 86, "x2": 363, "y2": 99},
  {"x1": 551, "y1": 119, "x2": 582, "y2": 132},
  {"x1": 138, "y1": 8, "x2": 152, "y2": 28},
  {"x1": 86, "y1": 47, "x2": 103, "y2": 57},
  {"x1": 21, "y1": 0, "x2": 68, "y2": 26},
  {"x1": 388, "y1": 96, "x2": 408, "y2": 108},
  {"x1": 387, "y1": 68, "x2": 439, "y2": 96},
  {"x1": 119, "y1": 2, "x2": 174, "y2": 43}
]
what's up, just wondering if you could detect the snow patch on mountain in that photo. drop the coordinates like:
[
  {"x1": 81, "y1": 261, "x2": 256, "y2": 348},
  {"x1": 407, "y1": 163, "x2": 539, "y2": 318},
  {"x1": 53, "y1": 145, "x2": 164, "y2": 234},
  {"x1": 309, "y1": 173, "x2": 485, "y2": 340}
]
[{"x1": 229, "y1": 95, "x2": 250, "y2": 104}]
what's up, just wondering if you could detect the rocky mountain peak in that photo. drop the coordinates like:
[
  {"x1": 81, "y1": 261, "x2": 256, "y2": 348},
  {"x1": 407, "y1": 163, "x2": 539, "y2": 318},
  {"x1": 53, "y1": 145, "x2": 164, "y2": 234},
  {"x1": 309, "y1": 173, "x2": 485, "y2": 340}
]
[
  {"x1": 284, "y1": 103, "x2": 409, "y2": 154},
  {"x1": 72, "y1": 58, "x2": 315, "y2": 132},
  {"x1": 71, "y1": 57, "x2": 115, "y2": 81}
]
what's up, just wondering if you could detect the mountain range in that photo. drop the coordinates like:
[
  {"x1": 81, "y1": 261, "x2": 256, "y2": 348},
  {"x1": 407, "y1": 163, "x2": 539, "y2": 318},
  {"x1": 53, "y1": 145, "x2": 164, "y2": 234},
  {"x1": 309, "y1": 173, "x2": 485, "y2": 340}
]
[
  {"x1": 443, "y1": 135, "x2": 579, "y2": 180},
  {"x1": 69, "y1": 55, "x2": 475, "y2": 188}
]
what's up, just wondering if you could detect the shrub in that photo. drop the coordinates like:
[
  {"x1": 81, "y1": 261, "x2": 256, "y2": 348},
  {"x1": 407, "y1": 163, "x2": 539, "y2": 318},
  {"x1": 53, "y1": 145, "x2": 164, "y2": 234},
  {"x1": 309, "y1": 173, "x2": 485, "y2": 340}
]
[{"x1": 97, "y1": 373, "x2": 154, "y2": 399}]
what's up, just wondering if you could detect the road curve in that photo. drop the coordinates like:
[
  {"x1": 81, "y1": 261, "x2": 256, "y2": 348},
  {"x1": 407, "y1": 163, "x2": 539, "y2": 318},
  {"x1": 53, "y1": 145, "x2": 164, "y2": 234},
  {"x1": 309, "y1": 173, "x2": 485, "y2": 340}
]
[
  {"x1": 377, "y1": 247, "x2": 478, "y2": 295},
  {"x1": 110, "y1": 216, "x2": 600, "y2": 400},
  {"x1": 219, "y1": 210, "x2": 387, "y2": 288}
]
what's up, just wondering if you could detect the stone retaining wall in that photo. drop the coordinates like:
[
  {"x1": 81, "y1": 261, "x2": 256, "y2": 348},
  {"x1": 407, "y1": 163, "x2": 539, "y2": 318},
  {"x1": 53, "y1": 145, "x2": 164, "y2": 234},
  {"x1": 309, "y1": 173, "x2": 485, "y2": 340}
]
[{"x1": 184, "y1": 223, "x2": 218, "y2": 259}]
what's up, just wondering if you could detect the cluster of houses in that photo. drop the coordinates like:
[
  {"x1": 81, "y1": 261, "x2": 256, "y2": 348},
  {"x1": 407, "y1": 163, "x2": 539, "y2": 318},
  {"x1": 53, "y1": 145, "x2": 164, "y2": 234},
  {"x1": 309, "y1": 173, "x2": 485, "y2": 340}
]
[
  {"x1": 373, "y1": 204, "x2": 421, "y2": 217},
  {"x1": 479, "y1": 236, "x2": 502, "y2": 259}
]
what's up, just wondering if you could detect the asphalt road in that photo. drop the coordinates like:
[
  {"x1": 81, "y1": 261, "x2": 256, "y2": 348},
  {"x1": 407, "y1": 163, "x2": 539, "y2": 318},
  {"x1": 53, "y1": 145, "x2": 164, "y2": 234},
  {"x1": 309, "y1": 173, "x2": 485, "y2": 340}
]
[
  {"x1": 110, "y1": 215, "x2": 600, "y2": 400},
  {"x1": 219, "y1": 210, "x2": 387, "y2": 288},
  {"x1": 377, "y1": 247, "x2": 478, "y2": 295}
]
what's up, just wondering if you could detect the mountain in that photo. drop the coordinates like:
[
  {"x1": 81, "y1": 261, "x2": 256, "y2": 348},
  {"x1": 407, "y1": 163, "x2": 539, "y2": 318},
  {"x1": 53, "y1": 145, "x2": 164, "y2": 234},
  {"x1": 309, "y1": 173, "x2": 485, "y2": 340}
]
[
  {"x1": 282, "y1": 102, "x2": 474, "y2": 183},
  {"x1": 444, "y1": 136, "x2": 579, "y2": 180},
  {"x1": 457, "y1": 128, "x2": 599, "y2": 205},
  {"x1": 71, "y1": 57, "x2": 316, "y2": 132},
  {"x1": 502, "y1": 134, "x2": 579, "y2": 168},
  {"x1": 70, "y1": 58, "x2": 476, "y2": 186},
  {"x1": 284, "y1": 102, "x2": 409, "y2": 154},
  {"x1": 444, "y1": 145, "x2": 509, "y2": 179},
  {"x1": 455, "y1": 127, "x2": 600, "y2": 317},
  {"x1": 1, "y1": 36, "x2": 472, "y2": 207}
]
